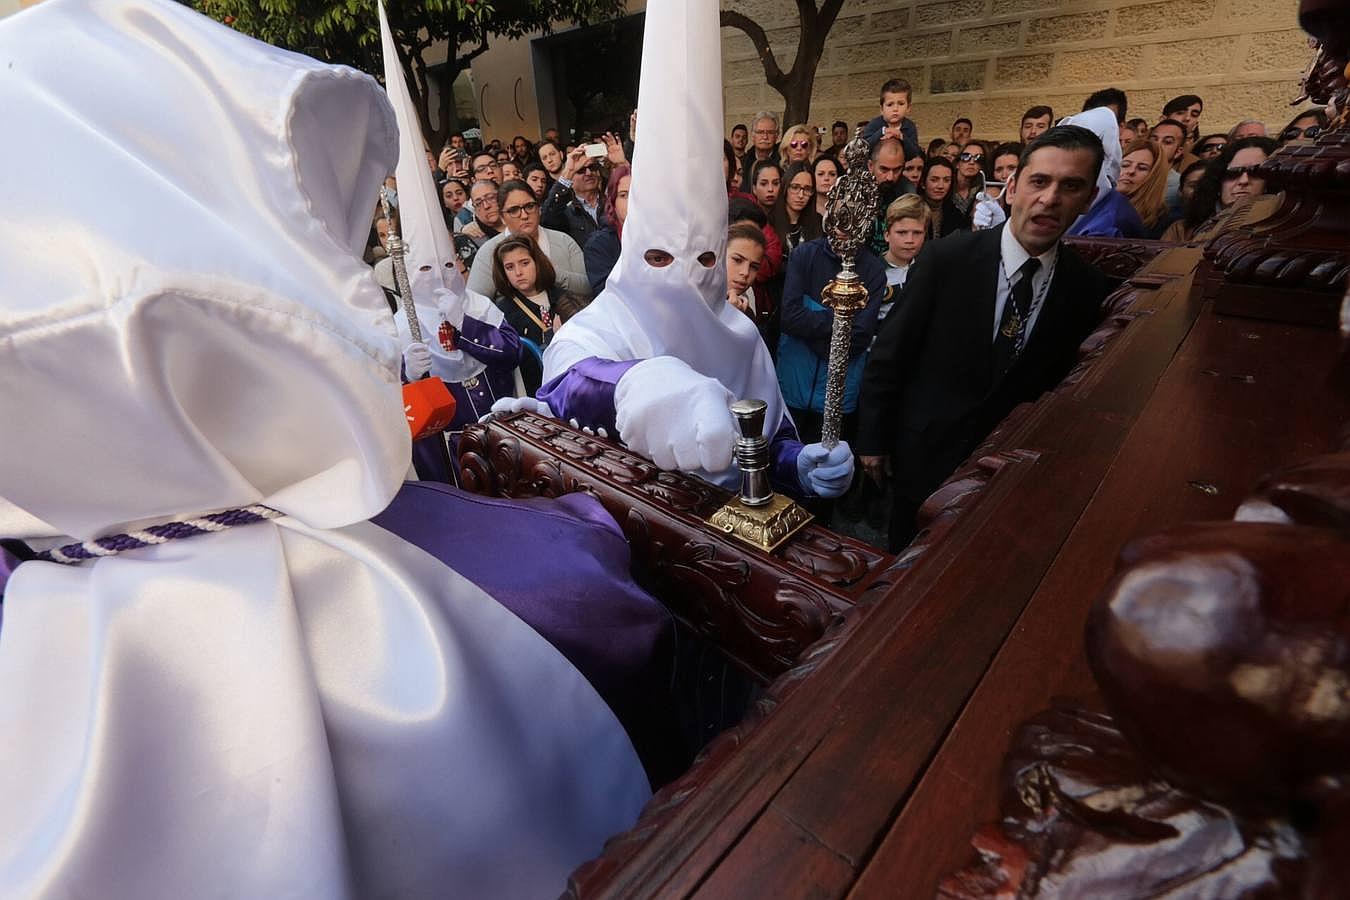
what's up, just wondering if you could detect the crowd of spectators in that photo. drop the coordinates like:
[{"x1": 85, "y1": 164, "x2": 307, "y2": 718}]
[{"x1": 371, "y1": 76, "x2": 1328, "y2": 545}]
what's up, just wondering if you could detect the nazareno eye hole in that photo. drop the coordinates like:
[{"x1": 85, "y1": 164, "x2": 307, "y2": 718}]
[
  {"x1": 697, "y1": 252, "x2": 716, "y2": 268},
  {"x1": 418, "y1": 264, "x2": 433, "y2": 272},
  {"x1": 643, "y1": 249, "x2": 674, "y2": 268}
]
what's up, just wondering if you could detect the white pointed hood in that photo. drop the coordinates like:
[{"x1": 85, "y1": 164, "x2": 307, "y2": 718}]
[
  {"x1": 1060, "y1": 106, "x2": 1122, "y2": 212},
  {"x1": 377, "y1": 0, "x2": 504, "y2": 383},
  {"x1": 542, "y1": 0, "x2": 786, "y2": 475},
  {"x1": 0, "y1": 1, "x2": 647, "y2": 896}
]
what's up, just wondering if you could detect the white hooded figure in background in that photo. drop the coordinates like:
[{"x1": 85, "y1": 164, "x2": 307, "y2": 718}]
[
  {"x1": 0, "y1": 1, "x2": 648, "y2": 897},
  {"x1": 1060, "y1": 106, "x2": 1146, "y2": 238},
  {"x1": 533, "y1": 0, "x2": 853, "y2": 500}
]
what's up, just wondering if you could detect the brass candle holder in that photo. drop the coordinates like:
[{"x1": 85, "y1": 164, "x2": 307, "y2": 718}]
[{"x1": 708, "y1": 399, "x2": 812, "y2": 552}]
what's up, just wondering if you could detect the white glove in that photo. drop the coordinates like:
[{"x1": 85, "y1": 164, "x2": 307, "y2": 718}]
[
  {"x1": 402, "y1": 341, "x2": 432, "y2": 380},
  {"x1": 796, "y1": 441, "x2": 855, "y2": 498},
  {"x1": 615, "y1": 356, "x2": 736, "y2": 473},
  {"x1": 434, "y1": 287, "x2": 465, "y2": 328},
  {"x1": 972, "y1": 192, "x2": 1007, "y2": 230},
  {"x1": 483, "y1": 395, "x2": 556, "y2": 421}
]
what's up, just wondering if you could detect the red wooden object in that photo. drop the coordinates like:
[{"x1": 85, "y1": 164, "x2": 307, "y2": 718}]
[{"x1": 402, "y1": 378, "x2": 456, "y2": 441}]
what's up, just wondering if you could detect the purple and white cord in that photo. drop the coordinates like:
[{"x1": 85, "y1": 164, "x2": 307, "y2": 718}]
[{"x1": 35, "y1": 505, "x2": 284, "y2": 564}]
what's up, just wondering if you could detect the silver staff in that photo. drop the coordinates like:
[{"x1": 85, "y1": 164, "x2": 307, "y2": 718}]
[
  {"x1": 818, "y1": 131, "x2": 879, "y2": 449},
  {"x1": 378, "y1": 186, "x2": 422, "y2": 344}
]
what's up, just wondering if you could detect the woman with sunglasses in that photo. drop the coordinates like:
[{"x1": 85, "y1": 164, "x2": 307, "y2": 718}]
[
  {"x1": 1192, "y1": 134, "x2": 1228, "y2": 160},
  {"x1": 779, "y1": 125, "x2": 816, "y2": 165},
  {"x1": 951, "y1": 140, "x2": 990, "y2": 220},
  {"x1": 467, "y1": 179, "x2": 589, "y2": 302},
  {"x1": 1163, "y1": 136, "x2": 1277, "y2": 242},
  {"x1": 1277, "y1": 109, "x2": 1329, "y2": 145}
]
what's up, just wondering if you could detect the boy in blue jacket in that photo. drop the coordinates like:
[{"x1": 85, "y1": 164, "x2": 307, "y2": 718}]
[{"x1": 861, "y1": 78, "x2": 922, "y2": 160}]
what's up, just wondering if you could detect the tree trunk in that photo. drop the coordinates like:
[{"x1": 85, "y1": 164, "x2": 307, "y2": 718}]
[{"x1": 720, "y1": 0, "x2": 842, "y2": 128}]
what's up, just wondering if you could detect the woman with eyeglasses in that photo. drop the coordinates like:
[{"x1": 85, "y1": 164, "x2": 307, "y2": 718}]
[
  {"x1": 583, "y1": 164, "x2": 630, "y2": 297},
  {"x1": 1162, "y1": 136, "x2": 1277, "y2": 243},
  {"x1": 768, "y1": 162, "x2": 824, "y2": 260},
  {"x1": 779, "y1": 125, "x2": 816, "y2": 166},
  {"x1": 467, "y1": 180, "x2": 589, "y2": 303},
  {"x1": 813, "y1": 156, "x2": 842, "y2": 218},
  {"x1": 1277, "y1": 109, "x2": 1329, "y2": 145},
  {"x1": 490, "y1": 234, "x2": 562, "y2": 394}
]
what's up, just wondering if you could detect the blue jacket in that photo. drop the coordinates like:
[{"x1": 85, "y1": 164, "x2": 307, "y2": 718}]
[
  {"x1": 1068, "y1": 188, "x2": 1148, "y2": 239},
  {"x1": 777, "y1": 238, "x2": 889, "y2": 414},
  {"x1": 861, "y1": 115, "x2": 921, "y2": 160}
]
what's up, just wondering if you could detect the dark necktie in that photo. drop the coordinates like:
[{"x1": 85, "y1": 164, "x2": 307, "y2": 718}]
[{"x1": 992, "y1": 257, "x2": 1041, "y2": 378}]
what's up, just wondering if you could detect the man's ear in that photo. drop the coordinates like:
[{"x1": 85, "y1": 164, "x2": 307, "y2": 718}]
[{"x1": 1003, "y1": 173, "x2": 1018, "y2": 204}]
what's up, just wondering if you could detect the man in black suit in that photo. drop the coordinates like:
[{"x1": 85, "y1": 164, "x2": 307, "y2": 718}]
[{"x1": 856, "y1": 125, "x2": 1112, "y2": 551}]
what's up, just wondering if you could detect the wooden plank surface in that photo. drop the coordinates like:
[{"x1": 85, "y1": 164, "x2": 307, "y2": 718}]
[{"x1": 848, "y1": 299, "x2": 1350, "y2": 898}]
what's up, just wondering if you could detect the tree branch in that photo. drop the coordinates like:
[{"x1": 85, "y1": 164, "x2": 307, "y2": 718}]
[{"x1": 719, "y1": 9, "x2": 788, "y2": 90}]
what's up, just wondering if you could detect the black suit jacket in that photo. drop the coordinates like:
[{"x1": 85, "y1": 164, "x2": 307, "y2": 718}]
[{"x1": 856, "y1": 225, "x2": 1110, "y2": 509}]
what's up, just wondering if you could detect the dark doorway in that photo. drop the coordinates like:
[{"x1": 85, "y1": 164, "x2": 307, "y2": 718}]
[{"x1": 533, "y1": 13, "x2": 643, "y2": 143}]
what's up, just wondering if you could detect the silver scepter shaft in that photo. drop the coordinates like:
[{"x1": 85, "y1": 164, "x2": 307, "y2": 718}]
[
  {"x1": 818, "y1": 128, "x2": 879, "y2": 450},
  {"x1": 379, "y1": 187, "x2": 422, "y2": 345}
]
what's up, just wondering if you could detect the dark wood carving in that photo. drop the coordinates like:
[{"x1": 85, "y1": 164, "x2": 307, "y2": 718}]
[
  {"x1": 943, "y1": 428, "x2": 1350, "y2": 897},
  {"x1": 1192, "y1": 25, "x2": 1350, "y2": 330},
  {"x1": 457, "y1": 413, "x2": 888, "y2": 683},
  {"x1": 1062, "y1": 237, "x2": 1172, "y2": 283}
]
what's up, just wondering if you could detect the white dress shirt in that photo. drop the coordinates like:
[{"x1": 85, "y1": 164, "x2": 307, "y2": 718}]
[{"x1": 992, "y1": 224, "x2": 1059, "y2": 343}]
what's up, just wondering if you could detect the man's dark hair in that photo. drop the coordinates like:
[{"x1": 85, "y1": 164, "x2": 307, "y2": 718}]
[
  {"x1": 880, "y1": 78, "x2": 913, "y2": 102},
  {"x1": 732, "y1": 123, "x2": 748, "y2": 135},
  {"x1": 1126, "y1": 117, "x2": 1147, "y2": 130},
  {"x1": 727, "y1": 221, "x2": 768, "y2": 252},
  {"x1": 471, "y1": 151, "x2": 497, "y2": 172},
  {"x1": 1163, "y1": 94, "x2": 1203, "y2": 117},
  {"x1": 952, "y1": 116, "x2": 973, "y2": 129},
  {"x1": 1082, "y1": 88, "x2": 1128, "y2": 122},
  {"x1": 927, "y1": 137, "x2": 948, "y2": 156},
  {"x1": 1016, "y1": 125, "x2": 1105, "y2": 185},
  {"x1": 1150, "y1": 118, "x2": 1186, "y2": 139},
  {"x1": 871, "y1": 136, "x2": 905, "y2": 162},
  {"x1": 728, "y1": 196, "x2": 768, "y2": 228},
  {"x1": 832, "y1": 119, "x2": 848, "y2": 131},
  {"x1": 1021, "y1": 105, "x2": 1054, "y2": 125}
]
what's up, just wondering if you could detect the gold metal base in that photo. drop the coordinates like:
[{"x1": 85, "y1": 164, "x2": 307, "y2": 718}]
[{"x1": 708, "y1": 493, "x2": 813, "y2": 553}]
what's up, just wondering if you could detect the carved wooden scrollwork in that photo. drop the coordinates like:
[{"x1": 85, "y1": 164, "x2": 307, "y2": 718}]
[{"x1": 1062, "y1": 237, "x2": 1173, "y2": 282}]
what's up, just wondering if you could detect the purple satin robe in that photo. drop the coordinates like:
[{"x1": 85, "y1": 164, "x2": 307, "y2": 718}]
[
  {"x1": 372, "y1": 479, "x2": 677, "y2": 781},
  {"x1": 538, "y1": 356, "x2": 808, "y2": 497}
]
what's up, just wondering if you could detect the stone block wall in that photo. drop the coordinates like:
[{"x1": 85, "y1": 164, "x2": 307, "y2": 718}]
[{"x1": 721, "y1": 0, "x2": 1314, "y2": 145}]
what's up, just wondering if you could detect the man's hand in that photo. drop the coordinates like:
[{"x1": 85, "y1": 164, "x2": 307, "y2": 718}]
[
  {"x1": 562, "y1": 146, "x2": 587, "y2": 180},
  {"x1": 437, "y1": 147, "x2": 454, "y2": 173},
  {"x1": 860, "y1": 454, "x2": 891, "y2": 484},
  {"x1": 727, "y1": 289, "x2": 752, "y2": 317}
]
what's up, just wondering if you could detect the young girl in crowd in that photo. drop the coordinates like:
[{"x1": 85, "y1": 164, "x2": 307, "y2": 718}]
[
  {"x1": 441, "y1": 178, "x2": 469, "y2": 232},
  {"x1": 813, "y1": 156, "x2": 842, "y2": 218},
  {"x1": 1116, "y1": 139, "x2": 1173, "y2": 238},
  {"x1": 751, "y1": 159, "x2": 783, "y2": 215},
  {"x1": 726, "y1": 222, "x2": 768, "y2": 322},
  {"x1": 920, "y1": 156, "x2": 968, "y2": 239},
  {"x1": 768, "y1": 162, "x2": 824, "y2": 259},
  {"x1": 491, "y1": 234, "x2": 560, "y2": 393}
]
